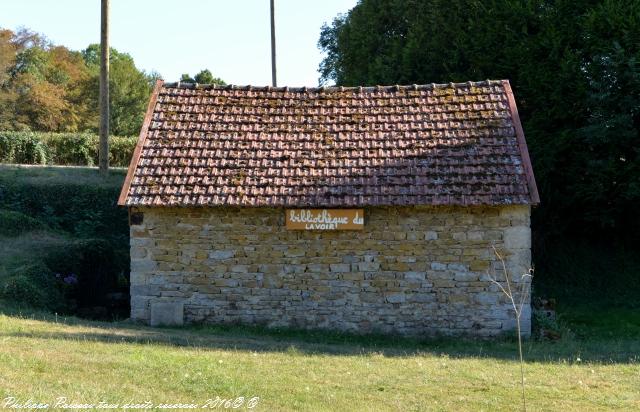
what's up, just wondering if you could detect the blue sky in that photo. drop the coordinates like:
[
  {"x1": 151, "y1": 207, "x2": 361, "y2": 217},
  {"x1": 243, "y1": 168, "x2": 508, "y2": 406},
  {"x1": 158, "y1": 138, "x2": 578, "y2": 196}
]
[{"x1": 1, "y1": 0, "x2": 357, "y2": 86}]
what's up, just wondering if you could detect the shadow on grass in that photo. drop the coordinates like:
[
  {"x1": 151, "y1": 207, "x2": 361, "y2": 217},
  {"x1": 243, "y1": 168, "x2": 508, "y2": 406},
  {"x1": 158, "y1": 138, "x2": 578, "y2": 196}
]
[{"x1": 1, "y1": 307, "x2": 638, "y2": 364}]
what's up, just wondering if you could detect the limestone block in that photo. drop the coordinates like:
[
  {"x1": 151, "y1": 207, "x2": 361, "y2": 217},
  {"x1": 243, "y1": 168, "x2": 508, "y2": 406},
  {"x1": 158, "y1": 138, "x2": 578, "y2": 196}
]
[
  {"x1": 131, "y1": 284, "x2": 161, "y2": 297},
  {"x1": 432, "y1": 279, "x2": 455, "y2": 288},
  {"x1": 150, "y1": 301, "x2": 184, "y2": 326},
  {"x1": 341, "y1": 255, "x2": 359, "y2": 264},
  {"x1": 469, "y1": 260, "x2": 490, "y2": 271},
  {"x1": 475, "y1": 293, "x2": 499, "y2": 305},
  {"x1": 404, "y1": 272, "x2": 425, "y2": 281},
  {"x1": 504, "y1": 226, "x2": 531, "y2": 249},
  {"x1": 284, "y1": 248, "x2": 306, "y2": 257},
  {"x1": 448, "y1": 294, "x2": 469, "y2": 304},
  {"x1": 363, "y1": 254, "x2": 377, "y2": 262},
  {"x1": 210, "y1": 250, "x2": 235, "y2": 260},
  {"x1": 342, "y1": 272, "x2": 364, "y2": 281},
  {"x1": 230, "y1": 265, "x2": 249, "y2": 273},
  {"x1": 130, "y1": 258, "x2": 156, "y2": 273},
  {"x1": 431, "y1": 262, "x2": 447, "y2": 271},
  {"x1": 357, "y1": 262, "x2": 381, "y2": 271},
  {"x1": 448, "y1": 263, "x2": 467, "y2": 272},
  {"x1": 129, "y1": 272, "x2": 148, "y2": 285},
  {"x1": 453, "y1": 272, "x2": 478, "y2": 282},
  {"x1": 284, "y1": 264, "x2": 307, "y2": 274},
  {"x1": 424, "y1": 231, "x2": 438, "y2": 240},
  {"x1": 330, "y1": 264, "x2": 350, "y2": 273},
  {"x1": 386, "y1": 293, "x2": 405, "y2": 303},
  {"x1": 499, "y1": 205, "x2": 529, "y2": 219}
]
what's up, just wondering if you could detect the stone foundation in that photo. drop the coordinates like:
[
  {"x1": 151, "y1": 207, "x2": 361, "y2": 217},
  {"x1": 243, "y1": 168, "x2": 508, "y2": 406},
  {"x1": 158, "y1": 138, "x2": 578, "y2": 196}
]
[{"x1": 129, "y1": 205, "x2": 531, "y2": 337}]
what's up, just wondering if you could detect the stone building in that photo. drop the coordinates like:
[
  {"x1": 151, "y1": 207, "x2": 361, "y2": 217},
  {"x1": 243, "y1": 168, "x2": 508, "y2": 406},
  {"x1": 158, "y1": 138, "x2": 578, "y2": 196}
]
[{"x1": 118, "y1": 79, "x2": 539, "y2": 336}]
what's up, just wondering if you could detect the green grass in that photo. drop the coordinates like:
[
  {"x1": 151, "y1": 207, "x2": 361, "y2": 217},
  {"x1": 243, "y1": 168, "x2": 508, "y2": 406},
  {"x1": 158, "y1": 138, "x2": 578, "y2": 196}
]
[
  {"x1": 0, "y1": 164, "x2": 126, "y2": 187},
  {"x1": 0, "y1": 306, "x2": 638, "y2": 411}
]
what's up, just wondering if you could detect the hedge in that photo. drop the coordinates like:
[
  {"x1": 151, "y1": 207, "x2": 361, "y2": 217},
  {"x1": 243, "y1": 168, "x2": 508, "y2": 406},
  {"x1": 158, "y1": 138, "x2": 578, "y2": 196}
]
[
  {"x1": 0, "y1": 132, "x2": 137, "y2": 167},
  {"x1": 0, "y1": 167, "x2": 130, "y2": 314}
]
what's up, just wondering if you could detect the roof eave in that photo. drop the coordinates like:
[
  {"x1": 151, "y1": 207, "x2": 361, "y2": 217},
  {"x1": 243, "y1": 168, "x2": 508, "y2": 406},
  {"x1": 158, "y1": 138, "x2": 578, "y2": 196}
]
[
  {"x1": 502, "y1": 79, "x2": 540, "y2": 205},
  {"x1": 118, "y1": 79, "x2": 164, "y2": 206}
]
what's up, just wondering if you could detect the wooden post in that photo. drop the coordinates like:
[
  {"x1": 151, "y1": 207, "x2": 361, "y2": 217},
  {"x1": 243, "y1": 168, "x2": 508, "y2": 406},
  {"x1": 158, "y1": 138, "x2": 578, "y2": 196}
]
[
  {"x1": 270, "y1": 0, "x2": 277, "y2": 87},
  {"x1": 99, "y1": 0, "x2": 110, "y2": 175}
]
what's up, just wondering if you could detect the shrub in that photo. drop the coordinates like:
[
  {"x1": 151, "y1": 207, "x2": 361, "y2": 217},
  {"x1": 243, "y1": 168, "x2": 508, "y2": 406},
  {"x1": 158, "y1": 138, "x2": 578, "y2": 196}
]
[
  {"x1": 0, "y1": 131, "x2": 137, "y2": 167},
  {"x1": 0, "y1": 132, "x2": 48, "y2": 164},
  {"x1": 0, "y1": 166, "x2": 130, "y2": 317},
  {"x1": 108, "y1": 135, "x2": 138, "y2": 167},
  {"x1": 44, "y1": 238, "x2": 125, "y2": 308},
  {"x1": 0, "y1": 209, "x2": 47, "y2": 236},
  {"x1": 41, "y1": 133, "x2": 95, "y2": 166},
  {"x1": 1, "y1": 262, "x2": 66, "y2": 311},
  {"x1": 0, "y1": 170, "x2": 129, "y2": 240}
]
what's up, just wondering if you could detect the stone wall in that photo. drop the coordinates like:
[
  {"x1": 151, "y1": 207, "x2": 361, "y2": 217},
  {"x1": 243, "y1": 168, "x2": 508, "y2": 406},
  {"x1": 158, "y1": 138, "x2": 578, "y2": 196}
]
[{"x1": 129, "y1": 205, "x2": 532, "y2": 337}]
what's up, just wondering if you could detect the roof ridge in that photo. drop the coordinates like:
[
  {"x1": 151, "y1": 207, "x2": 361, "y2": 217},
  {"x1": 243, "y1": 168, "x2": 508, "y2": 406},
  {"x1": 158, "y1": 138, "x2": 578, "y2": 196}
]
[{"x1": 161, "y1": 80, "x2": 506, "y2": 92}]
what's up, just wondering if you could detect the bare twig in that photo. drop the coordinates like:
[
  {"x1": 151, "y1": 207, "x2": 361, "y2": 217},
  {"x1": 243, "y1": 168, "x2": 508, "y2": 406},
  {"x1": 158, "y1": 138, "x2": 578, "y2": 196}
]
[{"x1": 487, "y1": 246, "x2": 533, "y2": 412}]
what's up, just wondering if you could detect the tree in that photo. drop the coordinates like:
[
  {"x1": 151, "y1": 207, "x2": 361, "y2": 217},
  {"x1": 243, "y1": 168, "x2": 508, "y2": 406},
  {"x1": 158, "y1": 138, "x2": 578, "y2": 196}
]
[
  {"x1": 81, "y1": 44, "x2": 155, "y2": 136},
  {"x1": 0, "y1": 28, "x2": 92, "y2": 131},
  {"x1": 318, "y1": 0, "x2": 640, "y2": 239},
  {"x1": 181, "y1": 70, "x2": 225, "y2": 85},
  {"x1": 180, "y1": 73, "x2": 195, "y2": 83}
]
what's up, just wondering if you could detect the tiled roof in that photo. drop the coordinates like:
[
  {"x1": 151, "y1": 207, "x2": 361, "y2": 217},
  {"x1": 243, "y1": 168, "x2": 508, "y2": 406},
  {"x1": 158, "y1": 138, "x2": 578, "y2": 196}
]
[{"x1": 118, "y1": 79, "x2": 539, "y2": 207}]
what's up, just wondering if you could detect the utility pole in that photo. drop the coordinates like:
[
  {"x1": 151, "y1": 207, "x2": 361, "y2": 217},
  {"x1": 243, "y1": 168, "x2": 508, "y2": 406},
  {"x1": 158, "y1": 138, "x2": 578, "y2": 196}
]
[
  {"x1": 270, "y1": 0, "x2": 277, "y2": 87},
  {"x1": 99, "y1": 0, "x2": 110, "y2": 175}
]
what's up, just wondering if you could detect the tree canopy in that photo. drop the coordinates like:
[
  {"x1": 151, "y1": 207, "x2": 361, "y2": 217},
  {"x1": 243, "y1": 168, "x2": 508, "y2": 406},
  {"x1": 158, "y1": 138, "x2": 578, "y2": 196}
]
[
  {"x1": 319, "y1": 0, "x2": 640, "y2": 239},
  {"x1": 180, "y1": 69, "x2": 226, "y2": 85},
  {"x1": 0, "y1": 28, "x2": 224, "y2": 136}
]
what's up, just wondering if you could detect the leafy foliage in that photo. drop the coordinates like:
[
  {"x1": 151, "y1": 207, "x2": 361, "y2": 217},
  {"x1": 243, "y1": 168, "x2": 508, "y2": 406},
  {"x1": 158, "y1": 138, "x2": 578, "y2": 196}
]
[
  {"x1": 0, "y1": 131, "x2": 136, "y2": 167},
  {"x1": 318, "y1": 0, "x2": 640, "y2": 241},
  {"x1": 1, "y1": 262, "x2": 66, "y2": 312},
  {"x1": 0, "y1": 209, "x2": 47, "y2": 236},
  {"x1": 0, "y1": 28, "x2": 93, "y2": 132},
  {"x1": 81, "y1": 44, "x2": 157, "y2": 135},
  {"x1": 0, "y1": 132, "x2": 48, "y2": 164},
  {"x1": 0, "y1": 27, "x2": 225, "y2": 136},
  {"x1": 181, "y1": 69, "x2": 226, "y2": 85},
  {"x1": 0, "y1": 166, "x2": 129, "y2": 314}
]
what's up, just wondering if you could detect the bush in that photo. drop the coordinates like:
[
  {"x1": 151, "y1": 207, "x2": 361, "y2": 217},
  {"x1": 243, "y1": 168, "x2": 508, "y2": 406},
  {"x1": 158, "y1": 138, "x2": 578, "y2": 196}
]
[
  {"x1": 0, "y1": 132, "x2": 48, "y2": 164},
  {"x1": 0, "y1": 131, "x2": 137, "y2": 167},
  {"x1": 0, "y1": 209, "x2": 47, "y2": 236},
  {"x1": 108, "y1": 136, "x2": 138, "y2": 167},
  {"x1": 0, "y1": 169, "x2": 129, "y2": 240},
  {"x1": 1, "y1": 262, "x2": 66, "y2": 311},
  {"x1": 0, "y1": 167, "x2": 130, "y2": 315},
  {"x1": 41, "y1": 133, "x2": 95, "y2": 166},
  {"x1": 44, "y1": 238, "x2": 126, "y2": 308}
]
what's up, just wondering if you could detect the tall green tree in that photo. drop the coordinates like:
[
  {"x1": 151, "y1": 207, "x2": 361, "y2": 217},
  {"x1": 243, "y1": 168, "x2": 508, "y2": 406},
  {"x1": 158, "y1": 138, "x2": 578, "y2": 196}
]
[
  {"x1": 181, "y1": 69, "x2": 225, "y2": 85},
  {"x1": 81, "y1": 44, "x2": 156, "y2": 136},
  {"x1": 319, "y1": 0, "x2": 640, "y2": 238}
]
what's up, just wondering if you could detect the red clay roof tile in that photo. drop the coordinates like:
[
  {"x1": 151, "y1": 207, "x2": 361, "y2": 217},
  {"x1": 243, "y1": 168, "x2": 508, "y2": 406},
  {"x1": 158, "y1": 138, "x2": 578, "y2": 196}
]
[{"x1": 118, "y1": 80, "x2": 539, "y2": 207}]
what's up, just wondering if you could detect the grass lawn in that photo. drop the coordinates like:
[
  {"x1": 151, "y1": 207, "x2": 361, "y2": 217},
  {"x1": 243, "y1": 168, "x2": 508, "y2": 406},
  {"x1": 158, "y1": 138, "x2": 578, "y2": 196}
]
[
  {"x1": 0, "y1": 164, "x2": 638, "y2": 410},
  {"x1": 0, "y1": 306, "x2": 638, "y2": 411}
]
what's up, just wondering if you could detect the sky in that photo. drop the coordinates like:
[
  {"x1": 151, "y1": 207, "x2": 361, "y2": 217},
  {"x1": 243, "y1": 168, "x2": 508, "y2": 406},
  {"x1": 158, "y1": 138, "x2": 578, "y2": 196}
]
[{"x1": 1, "y1": 0, "x2": 358, "y2": 86}]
